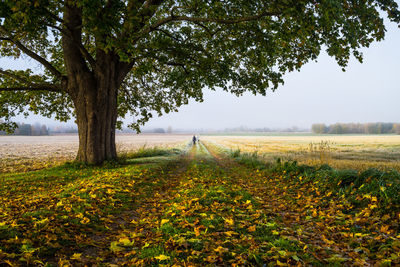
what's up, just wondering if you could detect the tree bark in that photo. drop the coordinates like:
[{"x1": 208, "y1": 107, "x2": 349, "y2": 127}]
[
  {"x1": 72, "y1": 77, "x2": 118, "y2": 164},
  {"x1": 62, "y1": 3, "x2": 121, "y2": 164},
  {"x1": 70, "y1": 53, "x2": 121, "y2": 164}
]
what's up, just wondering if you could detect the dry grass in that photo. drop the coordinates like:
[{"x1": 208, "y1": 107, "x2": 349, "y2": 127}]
[
  {"x1": 203, "y1": 135, "x2": 400, "y2": 171},
  {"x1": 0, "y1": 134, "x2": 191, "y2": 173}
]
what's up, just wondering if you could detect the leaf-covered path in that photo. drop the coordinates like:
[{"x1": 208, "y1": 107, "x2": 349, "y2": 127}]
[
  {"x1": 0, "y1": 142, "x2": 399, "y2": 266},
  {"x1": 106, "y1": 142, "x2": 400, "y2": 266}
]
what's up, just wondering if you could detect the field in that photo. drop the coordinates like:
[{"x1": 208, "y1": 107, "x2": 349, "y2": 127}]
[
  {"x1": 0, "y1": 134, "x2": 191, "y2": 173},
  {"x1": 203, "y1": 135, "x2": 400, "y2": 171},
  {"x1": 0, "y1": 134, "x2": 400, "y2": 266}
]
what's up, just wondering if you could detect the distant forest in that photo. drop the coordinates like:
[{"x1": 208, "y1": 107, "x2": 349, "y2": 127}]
[
  {"x1": 0, "y1": 122, "x2": 78, "y2": 136},
  {"x1": 311, "y1": 122, "x2": 400, "y2": 134},
  {"x1": 2, "y1": 122, "x2": 400, "y2": 136}
]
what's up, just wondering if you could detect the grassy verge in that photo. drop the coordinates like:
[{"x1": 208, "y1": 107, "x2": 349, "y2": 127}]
[
  {"x1": 0, "y1": 148, "x2": 182, "y2": 266},
  {"x1": 223, "y1": 147, "x2": 400, "y2": 265}
]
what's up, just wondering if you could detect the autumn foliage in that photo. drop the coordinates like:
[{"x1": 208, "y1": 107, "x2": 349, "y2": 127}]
[{"x1": 0, "y1": 142, "x2": 399, "y2": 265}]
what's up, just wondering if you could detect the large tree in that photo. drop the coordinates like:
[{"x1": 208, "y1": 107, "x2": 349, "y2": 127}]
[{"x1": 0, "y1": 0, "x2": 399, "y2": 164}]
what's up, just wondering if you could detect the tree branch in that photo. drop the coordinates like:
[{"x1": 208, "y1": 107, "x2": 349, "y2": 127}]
[
  {"x1": 44, "y1": 7, "x2": 64, "y2": 24},
  {"x1": 0, "y1": 84, "x2": 61, "y2": 92},
  {"x1": 0, "y1": 26, "x2": 63, "y2": 79},
  {"x1": 43, "y1": 21, "x2": 96, "y2": 70},
  {"x1": 77, "y1": 41, "x2": 96, "y2": 69},
  {"x1": 155, "y1": 28, "x2": 182, "y2": 42},
  {"x1": 0, "y1": 69, "x2": 30, "y2": 84},
  {"x1": 141, "y1": 10, "x2": 281, "y2": 36},
  {"x1": 118, "y1": 0, "x2": 164, "y2": 55}
]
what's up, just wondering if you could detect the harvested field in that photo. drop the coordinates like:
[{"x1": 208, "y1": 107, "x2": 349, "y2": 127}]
[
  {"x1": 203, "y1": 135, "x2": 400, "y2": 171},
  {"x1": 0, "y1": 134, "x2": 191, "y2": 173}
]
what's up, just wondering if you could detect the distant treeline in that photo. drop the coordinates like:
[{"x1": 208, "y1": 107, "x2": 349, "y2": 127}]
[
  {"x1": 223, "y1": 126, "x2": 308, "y2": 133},
  {"x1": 311, "y1": 122, "x2": 400, "y2": 134},
  {"x1": 0, "y1": 122, "x2": 78, "y2": 136},
  {"x1": 0, "y1": 123, "x2": 49, "y2": 136}
]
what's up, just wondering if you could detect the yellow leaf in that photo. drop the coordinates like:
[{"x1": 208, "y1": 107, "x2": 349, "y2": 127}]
[
  {"x1": 160, "y1": 219, "x2": 169, "y2": 225},
  {"x1": 312, "y1": 209, "x2": 318, "y2": 217},
  {"x1": 214, "y1": 246, "x2": 228, "y2": 254},
  {"x1": 380, "y1": 225, "x2": 390, "y2": 234},
  {"x1": 110, "y1": 241, "x2": 124, "y2": 252},
  {"x1": 80, "y1": 217, "x2": 90, "y2": 224},
  {"x1": 154, "y1": 254, "x2": 170, "y2": 261},
  {"x1": 194, "y1": 226, "x2": 201, "y2": 237},
  {"x1": 276, "y1": 260, "x2": 286, "y2": 266},
  {"x1": 70, "y1": 253, "x2": 82, "y2": 260},
  {"x1": 363, "y1": 194, "x2": 371, "y2": 199},
  {"x1": 224, "y1": 231, "x2": 237, "y2": 237},
  {"x1": 224, "y1": 218, "x2": 234, "y2": 225},
  {"x1": 119, "y1": 237, "x2": 134, "y2": 246},
  {"x1": 248, "y1": 225, "x2": 256, "y2": 232}
]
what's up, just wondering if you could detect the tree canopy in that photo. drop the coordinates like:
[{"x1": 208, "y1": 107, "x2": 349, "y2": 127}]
[{"x1": 0, "y1": 0, "x2": 399, "y2": 163}]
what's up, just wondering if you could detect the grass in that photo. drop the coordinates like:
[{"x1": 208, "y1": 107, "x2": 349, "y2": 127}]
[
  {"x1": 120, "y1": 146, "x2": 181, "y2": 159},
  {"x1": 204, "y1": 135, "x2": 400, "y2": 171},
  {"x1": 0, "y1": 142, "x2": 399, "y2": 266},
  {"x1": 0, "y1": 135, "x2": 190, "y2": 173},
  {"x1": 227, "y1": 147, "x2": 400, "y2": 209}
]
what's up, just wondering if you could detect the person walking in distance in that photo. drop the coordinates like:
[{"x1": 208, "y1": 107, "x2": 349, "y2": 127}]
[{"x1": 192, "y1": 135, "x2": 197, "y2": 145}]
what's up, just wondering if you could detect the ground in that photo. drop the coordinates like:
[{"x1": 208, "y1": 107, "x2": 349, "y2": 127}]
[
  {"x1": 0, "y1": 134, "x2": 190, "y2": 173},
  {"x1": 203, "y1": 135, "x2": 400, "y2": 171},
  {"x1": 0, "y1": 140, "x2": 399, "y2": 266}
]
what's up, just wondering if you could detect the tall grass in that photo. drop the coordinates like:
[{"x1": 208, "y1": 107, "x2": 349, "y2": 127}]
[
  {"x1": 228, "y1": 149, "x2": 400, "y2": 214},
  {"x1": 204, "y1": 135, "x2": 400, "y2": 171}
]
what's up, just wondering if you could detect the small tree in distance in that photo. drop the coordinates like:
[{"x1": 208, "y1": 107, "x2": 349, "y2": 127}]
[
  {"x1": 311, "y1": 123, "x2": 327, "y2": 134},
  {"x1": 1, "y1": 1, "x2": 399, "y2": 164}
]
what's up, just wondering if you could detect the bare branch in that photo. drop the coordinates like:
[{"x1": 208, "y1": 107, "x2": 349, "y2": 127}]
[{"x1": 0, "y1": 84, "x2": 61, "y2": 92}]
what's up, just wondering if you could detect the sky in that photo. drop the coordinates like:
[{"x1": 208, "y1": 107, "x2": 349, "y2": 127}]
[{"x1": 4, "y1": 18, "x2": 400, "y2": 131}]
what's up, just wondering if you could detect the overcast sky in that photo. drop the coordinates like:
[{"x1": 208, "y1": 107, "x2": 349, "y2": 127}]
[{"x1": 5, "y1": 18, "x2": 400, "y2": 130}]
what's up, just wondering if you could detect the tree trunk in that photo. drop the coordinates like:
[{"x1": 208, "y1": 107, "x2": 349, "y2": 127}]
[
  {"x1": 62, "y1": 3, "x2": 129, "y2": 164},
  {"x1": 73, "y1": 89, "x2": 117, "y2": 164},
  {"x1": 71, "y1": 71, "x2": 118, "y2": 164}
]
